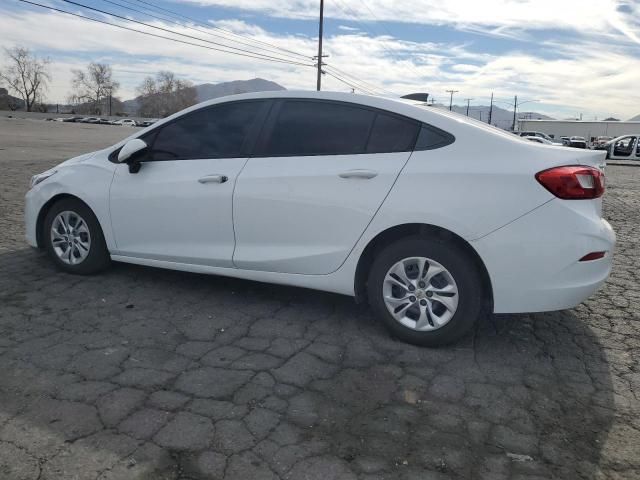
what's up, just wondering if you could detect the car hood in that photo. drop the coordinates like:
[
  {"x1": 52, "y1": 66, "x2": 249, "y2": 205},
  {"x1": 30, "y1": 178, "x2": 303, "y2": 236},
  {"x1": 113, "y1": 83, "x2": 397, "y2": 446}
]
[{"x1": 56, "y1": 151, "x2": 98, "y2": 169}]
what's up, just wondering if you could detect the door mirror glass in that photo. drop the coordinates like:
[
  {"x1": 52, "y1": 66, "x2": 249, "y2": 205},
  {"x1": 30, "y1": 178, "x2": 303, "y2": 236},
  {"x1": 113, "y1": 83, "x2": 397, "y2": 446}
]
[{"x1": 117, "y1": 138, "x2": 148, "y2": 163}]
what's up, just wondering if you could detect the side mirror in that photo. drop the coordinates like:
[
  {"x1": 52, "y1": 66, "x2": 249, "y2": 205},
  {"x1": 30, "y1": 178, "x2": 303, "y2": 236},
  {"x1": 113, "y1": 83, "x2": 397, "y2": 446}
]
[{"x1": 117, "y1": 138, "x2": 147, "y2": 164}]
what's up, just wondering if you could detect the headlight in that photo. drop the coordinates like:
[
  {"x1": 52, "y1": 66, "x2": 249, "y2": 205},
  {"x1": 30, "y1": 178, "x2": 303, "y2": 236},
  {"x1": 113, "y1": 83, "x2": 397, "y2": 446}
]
[{"x1": 30, "y1": 170, "x2": 57, "y2": 189}]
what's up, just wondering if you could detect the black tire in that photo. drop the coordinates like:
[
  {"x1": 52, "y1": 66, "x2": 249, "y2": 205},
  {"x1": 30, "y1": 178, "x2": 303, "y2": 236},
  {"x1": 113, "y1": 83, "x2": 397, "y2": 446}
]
[
  {"x1": 43, "y1": 198, "x2": 111, "y2": 275},
  {"x1": 367, "y1": 236, "x2": 484, "y2": 347}
]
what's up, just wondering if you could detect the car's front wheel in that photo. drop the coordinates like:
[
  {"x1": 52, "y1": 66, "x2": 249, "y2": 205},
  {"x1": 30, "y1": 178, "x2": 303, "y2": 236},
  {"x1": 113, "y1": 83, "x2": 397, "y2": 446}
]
[
  {"x1": 367, "y1": 236, "x2": 484, "y2": 346},
  {"x1": 43, "y1": 198, "x2": 111, "y2": 274}
]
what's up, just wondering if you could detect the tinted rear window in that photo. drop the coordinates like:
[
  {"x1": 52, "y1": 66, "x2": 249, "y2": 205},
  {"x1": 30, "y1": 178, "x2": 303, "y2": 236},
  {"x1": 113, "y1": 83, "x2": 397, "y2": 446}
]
[
  {"x1": 414, "y1": 125, "x2": 455, "y2": 150},
  {"x1": 262, "y1": 100, "x2": 375, "y2": 156},
  {"x1": 367, "y1": 113, "x2": 420, "y2": 153}
]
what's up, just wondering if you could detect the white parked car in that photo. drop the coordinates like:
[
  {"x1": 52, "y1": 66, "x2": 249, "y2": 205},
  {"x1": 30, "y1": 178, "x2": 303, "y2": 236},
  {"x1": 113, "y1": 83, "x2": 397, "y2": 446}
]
[
  {"x1": 25, "y1": 91, "x2": 615, "y2": 346},
  {"x1": 112, "y1": 119, "x2": 138, "y2": 127},
  {"x1": 601, "y1": 135, "x2": 640, "y2": 160},
  {"x1": 519, "y1": 131, "x2": 563, "y2": 145},
  {"x1": 524, "y1": 136, "x2": 554, "y2": 145}
]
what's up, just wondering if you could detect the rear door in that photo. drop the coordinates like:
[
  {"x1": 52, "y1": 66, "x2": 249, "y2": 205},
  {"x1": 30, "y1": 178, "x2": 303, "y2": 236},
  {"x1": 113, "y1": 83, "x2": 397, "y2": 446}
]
[{"x1": 232, "y1": 99, "x2": 420, "y2": 275}]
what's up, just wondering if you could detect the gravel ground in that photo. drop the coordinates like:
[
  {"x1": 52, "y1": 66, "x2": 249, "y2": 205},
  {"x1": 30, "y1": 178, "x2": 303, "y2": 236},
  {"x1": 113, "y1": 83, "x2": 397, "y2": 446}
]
[{"x1": 0, "y1": 117, "x2": 639, "y2": 480}]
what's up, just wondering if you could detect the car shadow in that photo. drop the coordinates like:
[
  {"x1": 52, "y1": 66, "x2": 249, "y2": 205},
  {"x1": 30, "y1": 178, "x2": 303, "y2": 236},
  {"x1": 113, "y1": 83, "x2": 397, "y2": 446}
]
[{"x1": 0, "y1": 247, "x2": 620, "y2": 479}]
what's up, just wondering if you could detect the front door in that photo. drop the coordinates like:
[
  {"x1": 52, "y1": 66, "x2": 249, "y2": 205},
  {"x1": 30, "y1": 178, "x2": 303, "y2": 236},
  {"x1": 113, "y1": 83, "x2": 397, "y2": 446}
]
[
  {"x1": 109, "y1": 100, "x2": 269, "y2": 266},
  {"x1": 611, "y1": 135, "x2": 637, "y2": 160},
  {"x1": 232, "y1": 99, "x2": 420, "y2": 275}
]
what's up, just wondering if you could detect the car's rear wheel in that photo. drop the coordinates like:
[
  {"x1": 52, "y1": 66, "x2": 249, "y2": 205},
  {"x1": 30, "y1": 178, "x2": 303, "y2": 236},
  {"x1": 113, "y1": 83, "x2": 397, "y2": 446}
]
[
  {"x1": 367, "y1": 236, "x2": 483, "y2": 346},
  {"x1": 43, "y1": 199, "x2": 111, "y2": 274}
]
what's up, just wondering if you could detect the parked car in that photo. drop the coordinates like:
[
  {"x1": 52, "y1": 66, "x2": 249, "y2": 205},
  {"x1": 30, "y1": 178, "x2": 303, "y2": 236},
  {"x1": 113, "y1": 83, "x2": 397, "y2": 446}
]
[
  {"x1": 138, "y1": 120, "x2": 157, "y2": 128},
  {"x1": 519, "y1": 131, "x2": 563, "y2": 145},
  {"x1": 79, "y1": 117, "x2": 101, "y2": 124},
  {"x1": 62, "y1": 116, "x2": 84, "y2": 123},
  {"x1": 593, "y1": 136, "x2": 613, "y2": 148},
  {"x1": 25, "y1": 91, "x2": 615, "y2": 346},
  {"x1": 599, "y1": 135, "x2": 640, "y2": 160},
  {"x1": 112, "y1": 119, "x2": 138, "y2": 127},
  {"x1": 559, "y1": 136, "x2": 572, "y2": 146},
  {"x1": 569, "y1": 136, "x2": 588, "y2": 149},
  {"x1": 525, "y1": 136, "x2": 554, "y2": 145}
]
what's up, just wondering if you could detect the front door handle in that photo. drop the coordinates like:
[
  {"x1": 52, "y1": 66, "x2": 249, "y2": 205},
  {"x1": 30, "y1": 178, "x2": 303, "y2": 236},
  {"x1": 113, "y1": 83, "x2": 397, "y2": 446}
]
[
  {"x1": 198, "y1": 174, "x2": 228, "y2": 184},
  {"x1": 338, "y1": 169, "x2": 378, "y2": 179}
]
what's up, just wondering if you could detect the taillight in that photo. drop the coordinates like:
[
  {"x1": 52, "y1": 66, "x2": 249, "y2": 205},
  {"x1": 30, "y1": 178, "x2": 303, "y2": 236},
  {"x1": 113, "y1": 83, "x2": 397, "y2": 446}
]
[
  {"x1": 535, "y1": 165, "x2": 604, "y2": 200},
  {"x1": 579, "y1": 251, "x2": 606, "y2": 261}
]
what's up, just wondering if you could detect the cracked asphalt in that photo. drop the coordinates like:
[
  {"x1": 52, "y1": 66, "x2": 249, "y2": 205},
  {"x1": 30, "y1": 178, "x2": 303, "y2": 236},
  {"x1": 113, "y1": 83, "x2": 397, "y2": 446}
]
[{"x1": 0, "y1": 117, "x2": 639, "y2": 479}]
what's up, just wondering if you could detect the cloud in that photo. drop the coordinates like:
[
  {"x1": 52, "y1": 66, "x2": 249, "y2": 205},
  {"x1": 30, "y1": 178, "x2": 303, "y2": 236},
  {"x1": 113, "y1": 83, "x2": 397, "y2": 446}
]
[
  {"x1": 1, "y1": 2, "x2": 640, "y2": 118},
  {"x1": 338, "y1": 25, "x2": 360, "y2": 32},
  {"x1": 181, "y1": 0, "x2": 619, "y2": 33}
]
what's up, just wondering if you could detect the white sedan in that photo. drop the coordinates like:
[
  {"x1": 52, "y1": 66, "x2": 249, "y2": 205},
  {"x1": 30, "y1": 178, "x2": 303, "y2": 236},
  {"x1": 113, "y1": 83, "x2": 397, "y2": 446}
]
[
  {"x1": 25, "y1": 91, "x2": 615, "y2": 346},
  {"x1": 112, "y1": 119, "x2": 138, "y2": 127},
  {"x1": 525, "y1": 136, "x2": 554, "y2": 145}
]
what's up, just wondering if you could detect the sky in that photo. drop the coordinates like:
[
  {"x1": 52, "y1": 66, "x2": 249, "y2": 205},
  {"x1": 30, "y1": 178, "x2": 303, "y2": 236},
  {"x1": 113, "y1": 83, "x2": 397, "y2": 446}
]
[{"x1": 1, "y1": 0, "x2": 640, "y2": 120}]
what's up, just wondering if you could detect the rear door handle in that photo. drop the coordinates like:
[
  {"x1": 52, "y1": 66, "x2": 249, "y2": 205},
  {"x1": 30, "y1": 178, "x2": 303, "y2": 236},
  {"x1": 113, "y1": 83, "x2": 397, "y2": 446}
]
[
  {"x1": 338, "y1": 169, "x2": 378, "y2": 179},
  {"x1": 198, "y1": 174, "x2": 228, "y2": 184}
]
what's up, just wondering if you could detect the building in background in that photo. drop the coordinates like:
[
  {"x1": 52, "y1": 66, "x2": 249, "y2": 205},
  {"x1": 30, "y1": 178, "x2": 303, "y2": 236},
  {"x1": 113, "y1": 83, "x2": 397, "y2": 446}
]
[{"x1": 518, "y1": 119, "x2": 640, "y2": 143}]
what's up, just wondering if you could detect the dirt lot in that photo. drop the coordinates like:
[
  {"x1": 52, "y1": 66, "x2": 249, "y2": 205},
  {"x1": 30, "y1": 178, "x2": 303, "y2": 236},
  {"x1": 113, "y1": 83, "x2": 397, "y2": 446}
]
[{"x1": 0, "y1": 117, "x2": 639, "y2": 479}]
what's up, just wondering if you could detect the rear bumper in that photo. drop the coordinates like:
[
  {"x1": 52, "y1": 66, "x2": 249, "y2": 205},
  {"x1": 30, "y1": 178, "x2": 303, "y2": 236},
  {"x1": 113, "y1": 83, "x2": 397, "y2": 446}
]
[{"x1": 472, "y1": 199, "x2": 615, "y2": 313}]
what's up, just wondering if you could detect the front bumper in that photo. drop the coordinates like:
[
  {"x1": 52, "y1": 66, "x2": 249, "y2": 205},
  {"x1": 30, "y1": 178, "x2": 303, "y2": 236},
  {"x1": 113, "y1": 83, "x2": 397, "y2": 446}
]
[
  {"x1": 472, "y1": 199, "x2": 615, "y2": 313},
  {"x1": 25, "y1": 187, "x2": 45, "y2": 248}
]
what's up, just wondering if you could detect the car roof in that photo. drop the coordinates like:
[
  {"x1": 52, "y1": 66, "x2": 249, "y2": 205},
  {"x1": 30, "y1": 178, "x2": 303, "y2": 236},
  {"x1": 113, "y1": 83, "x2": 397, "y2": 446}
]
[
  {"x1": 117, "y1": 90, "x2": 530, "y2": 149},
  {"x1": 181, "y1": 90, "x2": 512, "y2": 136}
]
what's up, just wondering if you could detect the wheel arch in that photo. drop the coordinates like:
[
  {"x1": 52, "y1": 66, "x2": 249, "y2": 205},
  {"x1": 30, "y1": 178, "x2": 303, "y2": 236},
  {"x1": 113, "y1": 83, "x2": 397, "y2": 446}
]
[
  {"x1": 36, "y1": 194, "x2": 95, "y2": 248},
  {"x1": 354, "y1": 223, "x2": 494, "y2": 310}
]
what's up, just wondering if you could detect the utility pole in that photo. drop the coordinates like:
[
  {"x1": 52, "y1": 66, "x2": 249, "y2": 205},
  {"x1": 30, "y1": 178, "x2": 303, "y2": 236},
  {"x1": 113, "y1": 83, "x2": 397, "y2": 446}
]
[
  {"x1": 488, "y1": 92, "x2": 494, "y2": 125},
  {"x1": 511, "y1": 95, "x2": 518, "y2": 131},
  {"x1": 316, "y1": 0, "x2": 324, "y2": 91},
  {"x1": 446, "y1": 89, "x2": 459, "y2": 111},
  {"x1": 464, "y1": 98, "x2": 473, "y2": 116}
]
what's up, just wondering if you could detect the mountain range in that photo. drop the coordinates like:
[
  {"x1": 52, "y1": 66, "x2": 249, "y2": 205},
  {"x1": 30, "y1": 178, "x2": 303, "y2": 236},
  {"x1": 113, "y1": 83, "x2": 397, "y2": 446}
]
[
  {"x1": 440, "y1": 103, "x2": 554, "y2": 129},
  {"x1": 121, "y1": 78, "x2": 285, "y2": 113}
]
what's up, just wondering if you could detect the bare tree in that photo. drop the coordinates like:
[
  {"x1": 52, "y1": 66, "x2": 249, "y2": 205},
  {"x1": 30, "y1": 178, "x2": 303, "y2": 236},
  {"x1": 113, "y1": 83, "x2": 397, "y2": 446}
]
[
  {"x1": 136, "y1": 71, "x2": 197, "y2": 118},
  {"x1": 0, "y1": 47, "x2": 50, "y2": 112},
  {"x1": 70, "y1": 63, "x2": 119, "y2": 115}
]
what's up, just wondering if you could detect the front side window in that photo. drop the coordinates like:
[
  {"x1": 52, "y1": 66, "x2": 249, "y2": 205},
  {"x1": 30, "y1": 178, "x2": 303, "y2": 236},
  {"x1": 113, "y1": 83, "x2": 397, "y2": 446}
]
[{"x1": 147, "y1": 101, "x2": 266, "y2": 161}]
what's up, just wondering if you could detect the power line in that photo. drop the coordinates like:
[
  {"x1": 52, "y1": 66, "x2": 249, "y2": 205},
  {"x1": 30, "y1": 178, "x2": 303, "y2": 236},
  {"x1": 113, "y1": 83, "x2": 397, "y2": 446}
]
[
  {"x1": 323, "y1": 67, "x2": 380, "y2": 95},
  {"x1": 102, "y1": 0, "x2": 311, "y2": 63},
  {"x1": 446, "y1": 89, "x2": 459, "y2": 111},
  {"x1": 316, "y1": 0, "x2": 325, "y2": 91},
  {"x1": 323, "y1": 65, "x2": 395, "y2": 96},
  {"x1": 464, "y1": 98, "x2": 473, "y2": 116},
  {"x1": 57, "y1": 0, "x2": 313, "y2": 66},
  {"x1": 115, "y1": 0, "x2": 390, "y2": 95},
  {"x1": 129, "y1": 0, "x2": 312, "y2": 60},
  {"x1": 322, "y1": 69, "x2": 378, "y2": 95},
  {"x1": 16, "y1": 0, "x2": 313, "y2": 66}
]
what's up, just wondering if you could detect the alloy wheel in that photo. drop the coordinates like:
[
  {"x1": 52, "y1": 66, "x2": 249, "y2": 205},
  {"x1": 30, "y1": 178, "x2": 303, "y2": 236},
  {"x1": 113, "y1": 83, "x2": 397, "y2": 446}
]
[
  {"x1": 50, "y1": 210, "x2": 91, "y2": 265},
  {"x1": 382, "y1": 256, "x2": 459, "y2": 331}
]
